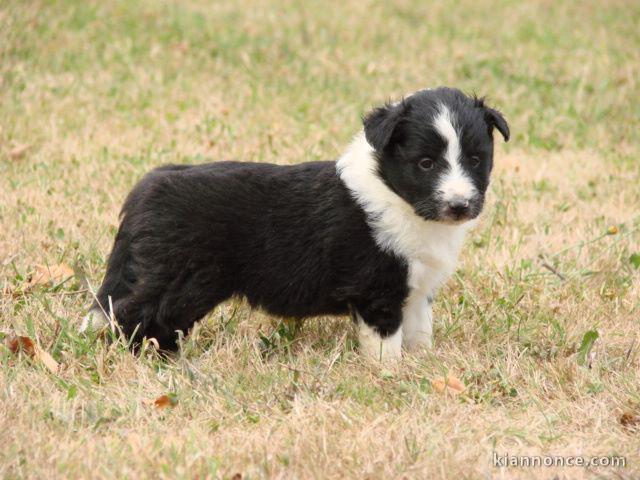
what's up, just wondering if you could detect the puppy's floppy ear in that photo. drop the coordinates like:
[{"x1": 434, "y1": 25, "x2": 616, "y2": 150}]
[
  {"x1": 363, "y1": 101, "x2": 407, "y2": 151},
  {"x1": 484, "y1": 107, "x2": 510, "y2": 142}
]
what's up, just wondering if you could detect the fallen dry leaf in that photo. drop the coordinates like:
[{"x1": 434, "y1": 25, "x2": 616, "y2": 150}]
[
  {"x1": 9, "y1": 143, "x2": 29, "y2": 160},
  {"x1": 5, "y1": 335, "x2": 59, "y2": 373},
  {"x1": 35, "y1": 348, "x2": 60, "y2": 373},
  {"x1": 619, "y1": 411, "x2": 639, "y2": 430},
  {"x1": 6, "y1": 335, "x2": 36, "y2": 355},
  {"x1": 144, "y1": 394, "x2": 178, "y2": 409},
  {"x1": 432, "y1": 374, "x2": 466, "y2": 395},
  {"x1": 27, "y1": 263, "x2": 74, "y2": 288}
]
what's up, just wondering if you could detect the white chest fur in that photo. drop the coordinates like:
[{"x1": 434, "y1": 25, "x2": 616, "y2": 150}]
[
  {"x1": 336, "y1": 132, "x2": 472, "y2": 295},
  {"x1": 337, "y1": 133, "x2": 474, "y2": 357}
]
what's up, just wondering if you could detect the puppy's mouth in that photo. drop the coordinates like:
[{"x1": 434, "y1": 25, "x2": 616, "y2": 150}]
[
  {"x1": 440, "y1": 207, "x2": 476, "y2": 223},
  {"x1": 438, "y1": 212, "x2": 476, "y2": 224},
  {"x1": 414, "y1": 198, "x2": 482, "y2": 224}
]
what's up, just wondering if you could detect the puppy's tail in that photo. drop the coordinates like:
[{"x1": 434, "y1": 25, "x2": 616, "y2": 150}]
[{"x1": 82, "y1": 224, "x2": 136, "y2": 332}]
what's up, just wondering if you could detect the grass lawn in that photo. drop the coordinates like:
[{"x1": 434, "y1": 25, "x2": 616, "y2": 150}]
[{"x1": 1, "y1": 0, "x2": 639, "y2": 478}]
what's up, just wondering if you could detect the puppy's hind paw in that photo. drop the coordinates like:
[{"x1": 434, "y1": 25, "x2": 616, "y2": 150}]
[{"x1": 79, "y1": 308, "x2": 109, "y2": 333}]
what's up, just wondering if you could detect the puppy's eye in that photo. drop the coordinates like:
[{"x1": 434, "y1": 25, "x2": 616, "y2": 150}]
[
  {"x1": 419, "y1": 158, "x2": 434, "y2": 171},
  {"x1": 470, "y1": 155, "x2": 481, "y2": 168}
]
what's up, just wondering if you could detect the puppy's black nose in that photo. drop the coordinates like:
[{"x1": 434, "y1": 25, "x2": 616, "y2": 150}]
[{"x1": 446, "y1": 199, "x2": 470, "y2": 218}]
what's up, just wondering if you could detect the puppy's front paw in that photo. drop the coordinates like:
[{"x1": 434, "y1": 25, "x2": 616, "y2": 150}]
[
  {"x1": 358, "y1": 322, "x2": 402, "y2": 362},
  {"x1": 403, "y1": 331, "x2": 433, "y2": 351}
]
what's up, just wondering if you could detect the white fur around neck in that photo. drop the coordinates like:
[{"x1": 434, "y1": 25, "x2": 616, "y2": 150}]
[{"x1": 336, "y1": 132, "x2": 475, "y2": 295}]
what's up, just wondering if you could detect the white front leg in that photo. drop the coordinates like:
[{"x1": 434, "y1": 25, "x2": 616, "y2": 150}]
[
  {"x1": 402, "y1": 293, "x2": 433, "y2": 351},
  {"x1": 357, "y1": 315, "x2": 403, "y2": 362}
]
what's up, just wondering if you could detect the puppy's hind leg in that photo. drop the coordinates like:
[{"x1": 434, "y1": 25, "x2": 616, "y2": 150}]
[
  {"x1": 130, "y1": 267, "x2": 234, "y2": 350},
  {"x1": 79, "y1": 307, "x2": 109, "y2": 333}
]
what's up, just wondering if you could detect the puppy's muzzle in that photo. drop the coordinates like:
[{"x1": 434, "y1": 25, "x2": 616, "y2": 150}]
[{"x1": 443, "y1": 195, "x2": 472, "y2": 221}]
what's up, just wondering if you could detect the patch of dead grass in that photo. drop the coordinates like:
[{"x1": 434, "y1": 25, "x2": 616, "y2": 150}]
[{"x1": 1, "y1": 0, "x2": 640, "y2": 478}]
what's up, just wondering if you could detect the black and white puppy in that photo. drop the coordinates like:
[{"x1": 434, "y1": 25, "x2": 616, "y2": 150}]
[{"x1": 81, "y1": 87, "x2": 509, "y2": 361}]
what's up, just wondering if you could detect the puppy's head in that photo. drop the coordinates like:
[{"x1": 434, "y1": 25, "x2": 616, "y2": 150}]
[{"x1": 363, "y1": 87, "x2": 509, "y2": 224}]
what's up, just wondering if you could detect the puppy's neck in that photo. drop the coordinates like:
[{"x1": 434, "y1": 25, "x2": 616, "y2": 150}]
[{"x1": 336, "y1": 131, "x2": 475, "y2": 266}]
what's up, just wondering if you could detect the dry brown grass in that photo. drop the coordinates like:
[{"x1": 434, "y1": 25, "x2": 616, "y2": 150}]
[{"x1": 1, "y1": 0, "x2": 639, "y2": 478}]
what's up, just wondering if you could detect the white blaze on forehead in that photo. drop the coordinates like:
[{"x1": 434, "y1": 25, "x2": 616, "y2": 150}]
[{"x1": 433, "y1": 105, "x2": 476, "y2": 201}]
